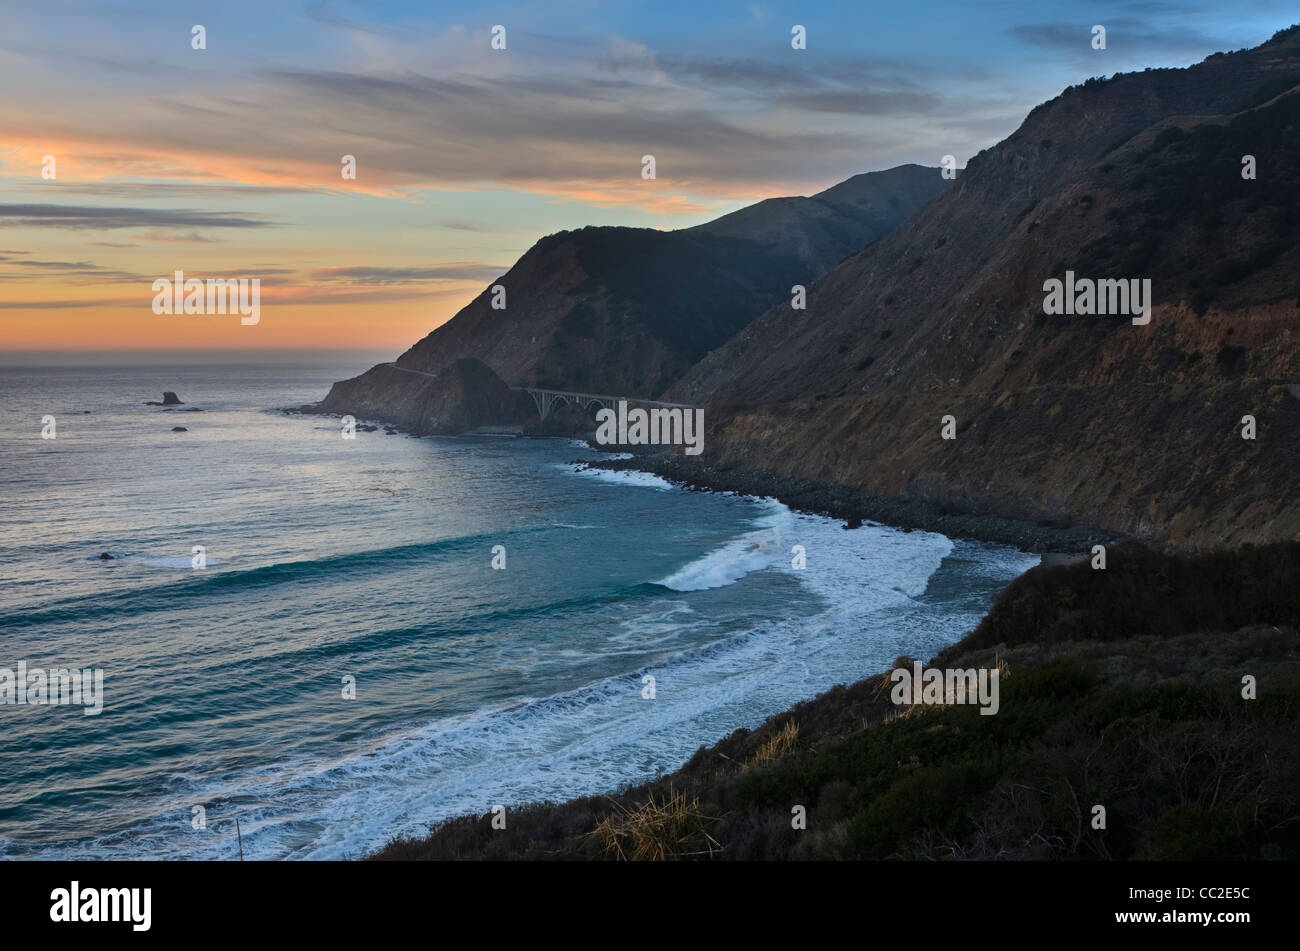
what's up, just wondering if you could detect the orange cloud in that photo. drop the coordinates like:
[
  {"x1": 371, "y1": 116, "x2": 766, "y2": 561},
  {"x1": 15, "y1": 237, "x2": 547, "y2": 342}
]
[{"x1": 1, "y1": 133, "x2": 813, "y2": 215}]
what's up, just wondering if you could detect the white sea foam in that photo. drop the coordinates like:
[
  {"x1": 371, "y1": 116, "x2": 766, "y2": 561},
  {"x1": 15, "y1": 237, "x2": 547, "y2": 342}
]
[
  {"x1": 655, "y1": 500, "x2": 791, "y2": 590},
  {"x1": 558, "y1": 462, "x2": 674, "y2": 490},
  {"x1": 652, "y1": 494, "x2": 955, "y2": 607}
]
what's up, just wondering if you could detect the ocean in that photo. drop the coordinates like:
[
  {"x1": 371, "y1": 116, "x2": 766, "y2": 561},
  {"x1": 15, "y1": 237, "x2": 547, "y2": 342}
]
[{"x1": 0, "y1": 356, "x2": 1039, "y2": 860}]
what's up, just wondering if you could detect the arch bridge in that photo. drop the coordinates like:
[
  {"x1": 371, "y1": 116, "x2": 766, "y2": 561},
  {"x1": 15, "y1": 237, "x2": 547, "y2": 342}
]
[
  {"x1": 516, "y1": 387, "x2": 697, "y2": 421},
  {"x1": 376, "y1": 364, "x2": 698, "y2": 421}
]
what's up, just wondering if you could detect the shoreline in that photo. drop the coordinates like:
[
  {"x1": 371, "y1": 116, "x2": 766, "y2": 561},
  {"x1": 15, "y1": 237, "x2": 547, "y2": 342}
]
[
  {"x1": 351, "y1": 407, "x2": 1298, "y2": 862},
  {"x1": 572, "y1": 446, "x2": 1128, "y2": 557},
  {"x1": 290, "y1": 403, "x2": 1106, "y2": 558},
  {"x1": 293, "y1": 401, "x2": 1116, "y2": 555},
  {"x1": 349, "y1": 432, "x2": 1088, "y2": 859},
  {"x1": 287, "y1": 407, "x2": 1120, "y2": 859}
]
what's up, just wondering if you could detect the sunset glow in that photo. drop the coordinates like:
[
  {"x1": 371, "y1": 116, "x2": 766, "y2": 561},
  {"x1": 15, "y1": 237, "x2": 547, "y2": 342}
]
[{"x1": 0, "y1": 0, "x2": 1281, "y2": 353}]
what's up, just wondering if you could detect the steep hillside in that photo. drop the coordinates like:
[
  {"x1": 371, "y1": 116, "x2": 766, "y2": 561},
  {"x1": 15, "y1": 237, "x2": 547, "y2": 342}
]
[
  {"x1": 316, "y1": 166, "x2": 949, "y2": 430},
  {"x1": 670, "y1": 26, "x2": 1300, "y2": 551}
]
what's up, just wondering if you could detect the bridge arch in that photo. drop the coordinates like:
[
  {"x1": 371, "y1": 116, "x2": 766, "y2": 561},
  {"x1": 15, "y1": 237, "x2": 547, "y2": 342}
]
[{"x1": 517, "y1": 386, "x2": 695, "y2": 422}]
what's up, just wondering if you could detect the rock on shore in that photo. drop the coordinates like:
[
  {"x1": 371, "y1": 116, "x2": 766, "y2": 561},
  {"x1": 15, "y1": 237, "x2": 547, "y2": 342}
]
[{"x1": 312, "y1": 357, "x2": 534, "y2": 436}]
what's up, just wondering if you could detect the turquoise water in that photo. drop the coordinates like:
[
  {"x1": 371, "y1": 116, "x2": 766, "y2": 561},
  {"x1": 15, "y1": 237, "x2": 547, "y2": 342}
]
[{"x1": 0, "y1": 358, "x2": 1038, "y2": 859}]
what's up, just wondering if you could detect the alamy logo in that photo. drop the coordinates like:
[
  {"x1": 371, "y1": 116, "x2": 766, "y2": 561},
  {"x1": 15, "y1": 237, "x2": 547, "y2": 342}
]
[
  {"x1": 890, "y1": 661, "x2": 1000, "y2": 715},
  {"x1": 50, "y1": 882, "x2": 151, "y2": 931},
  {"x1": 152, "y1": 270, "x2": 260, "y2": 325},
  {"x1": 1042, "y1": 271, "x2": 1151, "y2": 325},
  {"x1": 595, "y1": 400, "x2": 704, "y2": 455},
  {"x1": 0, "y1": 661, "x2": 103, "y2": 715}
]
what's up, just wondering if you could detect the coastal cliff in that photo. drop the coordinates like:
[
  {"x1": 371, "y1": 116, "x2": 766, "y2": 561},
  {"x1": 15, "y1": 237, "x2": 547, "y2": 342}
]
[
  {"x1": 316, "y1": 358, "x2": 533, "y2": 436},
  {"x1": 315, "y1": 165, "x2": 950, "y2": 433},
  {"x1": 669, "y1": 27, "x2": 1300, "y2": 551}
]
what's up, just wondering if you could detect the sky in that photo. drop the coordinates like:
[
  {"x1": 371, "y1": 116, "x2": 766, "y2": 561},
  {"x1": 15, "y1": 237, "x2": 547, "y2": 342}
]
[{"x1": 0, "y1": 0, "x2": 1294, "y2": 355}]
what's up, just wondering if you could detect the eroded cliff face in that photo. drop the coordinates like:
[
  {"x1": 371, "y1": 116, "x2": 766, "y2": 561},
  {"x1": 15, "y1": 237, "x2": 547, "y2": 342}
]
[{"x1": 672, "y1": 28, "x2": 1300, "y2": 551}]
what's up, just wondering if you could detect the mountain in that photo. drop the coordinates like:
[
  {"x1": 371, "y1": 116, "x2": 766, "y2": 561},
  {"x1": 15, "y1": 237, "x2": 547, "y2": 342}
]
[
  {"x1": 314, "y1": 165, "x2": 950, "y2": 433},
  {"x1": 687, "y1": 164, "x2": 949, "y2": 272},
  {"x1": 667, "y1": 26, "x2": 1300, "y2": 551}
]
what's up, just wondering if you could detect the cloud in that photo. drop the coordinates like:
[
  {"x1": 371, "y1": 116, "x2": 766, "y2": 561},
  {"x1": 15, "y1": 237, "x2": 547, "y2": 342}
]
[
  {"x1": 0, "y1": 296, "x2": 129, "y2": 309},
  {"x1": 589, "y1": 52, "x2": 950, "y2": 118},
  {"x1": 183, "y1": 267, "x2": 300, "y2": 278},
  {"x1": 1009, "y1": 18, "x2": 1227, "y2": 64},
  {"x1": 257, "y1": 285, "x2": 473, "y2": 306},
  {"x1": 308, "y1": 264, "x2": 506, "y2": 285},
  {"x1": 14, "y1": 182, "x2": 326, "y2": 200},
  {"x1": 304, "y1": 1, "x2": 402, "y2": 38},
  {"x1": 0, "y1": 46, "x2": 963, "y2": 211},
  {"x1": 0, "y1": 204, "x2": 276, "y2": 231},
  {"x1": 0, "y1": 1, "x2": 1278, "y2": 223},
  {"x1": 0, "y1": 284, "x2": 473, "y2": 311},
  {"x1": 0, "y1": 260, "x2": 299, "y2": 286},
  {"x1": 248, "y1": 64, "x2": 892, "y2": 201},
  {"x1": 0, "y1": 257, "x2": 149, "y2": 284}
]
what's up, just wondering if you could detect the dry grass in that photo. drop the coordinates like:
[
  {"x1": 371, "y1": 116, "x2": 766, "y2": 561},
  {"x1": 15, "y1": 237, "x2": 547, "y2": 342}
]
[
  {"x1": 589, "y1": 788, "x2": 722, "y2": 860},
  {"x1": 745, "y1": 719, "x2": 799, "y2": 769}
]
